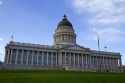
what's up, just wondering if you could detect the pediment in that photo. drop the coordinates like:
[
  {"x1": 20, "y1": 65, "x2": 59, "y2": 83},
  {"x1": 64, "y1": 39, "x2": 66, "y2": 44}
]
[{"x1": 63, "y1": 45, "x2": 86, "y2": 51}]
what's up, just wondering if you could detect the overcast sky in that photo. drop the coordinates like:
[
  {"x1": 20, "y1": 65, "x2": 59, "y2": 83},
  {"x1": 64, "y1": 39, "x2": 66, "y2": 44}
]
[{"x1": 0, "y1": 0, "x2": 125, "y2": 64}]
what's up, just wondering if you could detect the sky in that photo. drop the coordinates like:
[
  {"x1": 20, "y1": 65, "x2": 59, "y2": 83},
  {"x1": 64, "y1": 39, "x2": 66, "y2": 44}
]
[{"x1": 0, "y1": 0, "x2": 125, "y2": 64}]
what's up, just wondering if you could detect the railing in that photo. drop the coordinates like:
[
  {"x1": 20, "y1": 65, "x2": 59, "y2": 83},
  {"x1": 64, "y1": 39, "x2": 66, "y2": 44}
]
[
  {"x1": 9, "y1": 41, "x2": 53, "y2": 48},
  {"x1": 91, "y1": 50, "x2": 120, "y2": 56}
]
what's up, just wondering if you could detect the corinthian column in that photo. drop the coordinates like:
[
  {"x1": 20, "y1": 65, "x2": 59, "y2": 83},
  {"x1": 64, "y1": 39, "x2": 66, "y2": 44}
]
[
  {"x1": 15, "y1": 49, "x2": 18, "y2": 65},
  {"x1": 74, "y1": 53, "x2": 75, "y2": 66},
  {"x1": 59, "y1": 52, "x2": 62, "y2": 66},
  {"x1": 69, "y1": 53, "x2": 71, "y2": 67},
  {"x1": 21, "y1": 50, "x2": 24, "y2": 65},
  {"x1": 65, "y1": 52, "x2": 66, "y2": 64},
  {"x1": 9, "y1": 49, "x2": 13, "y2": 64}
]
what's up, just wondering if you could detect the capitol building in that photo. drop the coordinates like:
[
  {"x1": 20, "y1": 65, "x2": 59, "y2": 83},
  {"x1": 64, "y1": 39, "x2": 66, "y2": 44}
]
[{"x1": 3, "y1": 15, "x2": 122, "y2": 72}]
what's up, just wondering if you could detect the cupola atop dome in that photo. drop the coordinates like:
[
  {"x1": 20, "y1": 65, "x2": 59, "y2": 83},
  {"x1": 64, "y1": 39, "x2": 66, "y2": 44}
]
[{"x1": 57, "y1": 15, "x2": 73, "y2": 27}]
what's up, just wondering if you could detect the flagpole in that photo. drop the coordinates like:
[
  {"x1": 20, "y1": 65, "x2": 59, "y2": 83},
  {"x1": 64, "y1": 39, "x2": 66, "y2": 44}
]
[
  {"x1": 96, "y1": 33, "x2": 101, "y2": 71},
  {"x1": 11, "y1": 35, "x2": 14, "y2": 42},
  {"x1": 96, "y1": 33, "x2": 100, "y2": 52}
]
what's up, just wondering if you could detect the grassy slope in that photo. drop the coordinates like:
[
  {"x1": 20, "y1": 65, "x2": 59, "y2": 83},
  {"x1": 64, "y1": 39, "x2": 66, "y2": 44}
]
[{"x1": 0, "y1": 70, "x2": 125, "y2": 83}]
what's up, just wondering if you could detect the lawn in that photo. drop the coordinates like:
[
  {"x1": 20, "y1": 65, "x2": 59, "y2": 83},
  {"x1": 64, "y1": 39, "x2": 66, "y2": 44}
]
[{"x1": 0, "y1": 70, "x2": 125, "y2": 83}]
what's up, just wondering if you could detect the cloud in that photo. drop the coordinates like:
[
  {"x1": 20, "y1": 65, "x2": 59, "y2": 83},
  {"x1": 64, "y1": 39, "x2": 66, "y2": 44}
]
[
  {"x1": 0, "y1": 36, "x2": 4, "y2": 61},
  {"x1": 0, "y1": 1, "x2": 3, "y2": 5},
  {"x1": 70, "y1": 0, "x2": 125, "y2": 25},
  {"x1": 0, "y1": 38, "x2": 3, "y2": 41},
  {"x1": 0, "y1": 48, "x2": 4, "y2": 54},
  {"x1": 88, "y1": 27, "x2": 125, "y2": 43},
  {"x1": 69, "y1": 0, "x2": 125, "y2": 43}
]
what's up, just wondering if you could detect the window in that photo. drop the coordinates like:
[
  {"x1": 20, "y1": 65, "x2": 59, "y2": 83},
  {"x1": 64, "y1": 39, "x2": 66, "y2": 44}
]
[
  {"x1": 12, "y1": 49, "x2": 17, "y2": 54},
  {"x1": 75, "y1": 54, "x2": 78, "y2": 66},
  {"x1": 18, "y1": 49, "x2": 22, "y2": 55},
  {"x1": 17, "y1": 60, "x2": 21, "y2": 64},
  {"x1": 53, "y1": 53, "x2": 56, "y2": 66},
  {"x1": 48, "y1": 52, "x2": 52, "y2": 66},
  {"x1": 43, "y1": 52, "x2": 47, "y2": 66}
]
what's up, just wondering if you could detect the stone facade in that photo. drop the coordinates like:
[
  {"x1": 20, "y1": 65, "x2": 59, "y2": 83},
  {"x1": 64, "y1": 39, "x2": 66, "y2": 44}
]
[{"x1": 4, "y1": 15, "x2": 122, "y2": 72}]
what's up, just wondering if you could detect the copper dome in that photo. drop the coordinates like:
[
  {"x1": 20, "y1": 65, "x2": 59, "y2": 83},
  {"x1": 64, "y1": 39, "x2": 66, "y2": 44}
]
[{"x1": 57, "y1": 15, "x2": 73, "y2": 27}]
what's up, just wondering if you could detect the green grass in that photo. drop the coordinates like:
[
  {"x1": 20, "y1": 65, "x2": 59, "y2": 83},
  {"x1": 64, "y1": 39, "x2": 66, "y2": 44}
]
[{"x1": 0, "y1": 70, "x2": 125, "y2": 83}]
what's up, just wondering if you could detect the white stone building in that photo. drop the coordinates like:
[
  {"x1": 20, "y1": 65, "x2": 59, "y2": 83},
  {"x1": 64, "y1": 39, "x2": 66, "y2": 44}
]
[{"x1": 4, "y1": 15, "x2": 122, "y2": 71}]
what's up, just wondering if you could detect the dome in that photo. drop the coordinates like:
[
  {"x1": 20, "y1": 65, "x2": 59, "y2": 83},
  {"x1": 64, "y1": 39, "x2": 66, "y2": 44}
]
[
  {"x1": 54, "y1": 15, "x2": 77, "y2": 46},
  {"x1": 57, "y1": 15, "x2": 73, "y2": 27}
]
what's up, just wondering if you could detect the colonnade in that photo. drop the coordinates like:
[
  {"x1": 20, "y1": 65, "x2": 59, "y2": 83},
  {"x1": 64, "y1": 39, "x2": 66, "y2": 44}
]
[{"x1": 4, "y1": 48, "x2": 122, "y2": 71}]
